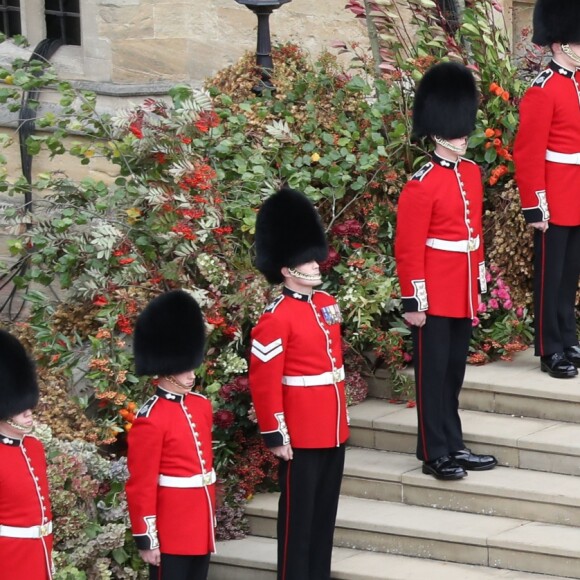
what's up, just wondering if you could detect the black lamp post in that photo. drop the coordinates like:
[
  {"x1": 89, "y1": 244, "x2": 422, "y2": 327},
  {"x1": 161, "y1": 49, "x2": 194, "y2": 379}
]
[{"x1": 235, "y1": 0, "x2": 292, "y2": 95}]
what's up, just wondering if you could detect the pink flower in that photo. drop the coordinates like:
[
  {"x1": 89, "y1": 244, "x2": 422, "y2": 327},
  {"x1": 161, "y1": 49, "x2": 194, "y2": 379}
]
[
  {"x1": 503, "y1": 299, "x2": 513, "y2": 310},
  {"x1": 516, "y1": 307, "x2": 524, "y2": 318},
  {"x1": 403, "y1": 352, "x2": 412, "y2": 362},
  {"x1": 488, "y1": 298, "x2": 499, "y2": 309},
  {"x1": 477, "y1": 302, "x2": 487, "y2": 313},
  {"x1": 485, "y1": 272, "x2": 492, "y2": 283},
  {"x1": 497, "y1": 288, "x2": 510, "y2": 300},
  {"x1": 472, "y1": 316, "x2": 480, "y2": 327}
]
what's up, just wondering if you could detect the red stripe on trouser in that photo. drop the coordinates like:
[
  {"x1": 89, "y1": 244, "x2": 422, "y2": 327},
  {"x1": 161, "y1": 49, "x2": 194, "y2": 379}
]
[
  {"x1": 539, "y1": 232, "x2": 546, "y2": 355},
  {"x1": 282, "y1": 461, "x2": 292, "y2": 580},
  {"x1": 417, "y1": 327, "x2": 428, "y2": 461}
]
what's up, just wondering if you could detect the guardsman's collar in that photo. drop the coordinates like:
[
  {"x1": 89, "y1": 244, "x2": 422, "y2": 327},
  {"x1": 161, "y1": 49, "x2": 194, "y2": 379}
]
[
  {"x1": 432, "y1": 152, "x2": 459, "y2": 170},
  {"x1": 0, "y1": 433, "x2": 22, "y2": 446},
  {"x1": 155, "y1": 386, "x2": 185, "y2": 402},
  {"x1": 550, "y1": 59, "x2": 575, "y2": 78},
  {"x1": 283, "y1": 286, "x2": 311, "y2": 302}
]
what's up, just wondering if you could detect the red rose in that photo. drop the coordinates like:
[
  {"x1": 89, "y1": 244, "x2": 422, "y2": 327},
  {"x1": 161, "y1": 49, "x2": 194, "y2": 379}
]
[
  {"x1": 214, "y1": 409, "x2": 236, "y2": 430},
  {"x1": 319, "y1": 247, "x2": 341, "y2": 273}
]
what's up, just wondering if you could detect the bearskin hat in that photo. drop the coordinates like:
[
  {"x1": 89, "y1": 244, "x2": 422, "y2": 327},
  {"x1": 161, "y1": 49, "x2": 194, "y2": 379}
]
[
  {"x1": 412, "y1": 61, "x2": 479, "y2": 140},
  {"x1": 0, "y1": 330, "x2": 39, "y2": 421},
  {"x1": 532, "y1": 0, "x2": 580, "y2": 46},
  {"x1": 133, "y1": 290, "x2": 206, "y2": 376},
  {"x1": 255, "y1": 187, "x2": 328, "y2": 285}
]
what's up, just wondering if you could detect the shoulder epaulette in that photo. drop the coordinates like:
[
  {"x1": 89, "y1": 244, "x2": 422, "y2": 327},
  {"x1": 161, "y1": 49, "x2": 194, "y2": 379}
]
[
  {"x1": 411, "y1": 162, "x2": 434, "y2": 182},
  {"x1": 137, "y1": 395, "x2": 159, "y2": 418},
  {"x1": 460, "y1": 157, "x2": 477, "y2": 166},
  {"x1": 264, "y1": 294, "x2": 284, "y2": 313},
  {"x1": 532, "y1": 69, "x2": 553, "y2": 88}
]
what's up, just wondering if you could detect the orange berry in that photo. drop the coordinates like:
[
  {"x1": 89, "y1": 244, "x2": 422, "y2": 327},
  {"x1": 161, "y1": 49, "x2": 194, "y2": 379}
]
[
  {"x1": 485, "y1": 142, "x2": 493, "y2": 149},
  {"x1": 494, "y1": 129, "x2": 502, "y2": 137},
  {"x1": 124, "y1": 423, "x2": 133, "y2": 432},
  {"x1": 484, "y1": 128, "x2": 495, "y2": 138},
  {"x1": 126, "y1": 412, "x2": 136, "y2": 423},
  {"x1": 501, "y1": 91, "x2": 510, "y2": 101},
  {"x1": 119, "y1": 408, "x2": 129, "y2": 418},
  {"x1": 493, "y1": 138, "x2": 501, "y2": 147},
  {"x1": 127, "y1": 402, "x2": 137, "y2": 412},
  {"x1": 489, "y1": 82, "x2": 499, "y2": 92},
  {"x1": 494, "y1": 87, "x2": 503, "y2": 96}
]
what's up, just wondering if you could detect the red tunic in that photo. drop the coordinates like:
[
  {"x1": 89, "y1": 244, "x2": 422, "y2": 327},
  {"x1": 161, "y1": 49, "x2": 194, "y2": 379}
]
[
  {"x1": 0, "y1": 434, "x2": 53, "y2": 580},
  {"x1": 249, "y1": 287, "x2": 349, "y2": 449},
  {"x1": 514, "y1": 60, "x2": 580, "y2": 226},
  {"x1": 126, "y1": 387, "x2": 216, "y2": 555},
  {"x1": 395, "y1": 153, "x2": 486, "y2": 319}
]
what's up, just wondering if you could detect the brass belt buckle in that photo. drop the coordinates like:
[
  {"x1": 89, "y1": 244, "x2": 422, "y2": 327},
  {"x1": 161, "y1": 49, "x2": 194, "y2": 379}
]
[
  {"x1": 468, "y1": 239, "x2": 475, "y2": 251},
  {"x1": 332, "y1": 369, "x2": 341, "y2": 383},
  {"x1": 39, "y1": 524, "x2": 49, "y2": 537},
  {"x1": 202, "y1": 472, "x2": 213, "y2": 486}
]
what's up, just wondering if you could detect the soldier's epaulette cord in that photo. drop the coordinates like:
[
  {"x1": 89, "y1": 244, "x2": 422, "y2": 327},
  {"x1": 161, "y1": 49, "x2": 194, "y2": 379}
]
[{"x1": 412, "y1": 162, "x2": 434, "y2": 182}]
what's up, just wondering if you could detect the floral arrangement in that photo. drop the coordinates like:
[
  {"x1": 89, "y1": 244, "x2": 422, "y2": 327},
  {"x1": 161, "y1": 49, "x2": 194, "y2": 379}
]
[
  {"x1": 33, "y1": 424, "x2": 144, "y2": 579},
  {"x1": 470, "y1": 265, "x2": 532, "y2": 364},
  {"x1": 0, "y1": 0, "x2": 540, "y2": 573}
]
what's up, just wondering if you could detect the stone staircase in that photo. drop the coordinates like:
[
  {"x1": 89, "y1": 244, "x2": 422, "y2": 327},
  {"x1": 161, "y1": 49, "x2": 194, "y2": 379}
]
[{"x1": 210, "y1": 349, "x2": 580, "y2": 579}]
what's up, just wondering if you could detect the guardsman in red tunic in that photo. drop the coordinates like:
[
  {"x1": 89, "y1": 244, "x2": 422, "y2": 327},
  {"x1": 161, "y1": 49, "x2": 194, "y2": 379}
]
[
  {"x1": 250, "y1": 187, "x2": 349, "y2": 580},
  {"x1": 126, "y1": 290, "x2": 215, "y2": 580},
  {"x1": 0, "y1": 330, "x2": 53, "y2": 579},
  {"x1": 513, "y1": 0, "x2": 580, "y2": 379},
  {"x1": 395, "y1": 62, "x2": 497, "y2": 480}
]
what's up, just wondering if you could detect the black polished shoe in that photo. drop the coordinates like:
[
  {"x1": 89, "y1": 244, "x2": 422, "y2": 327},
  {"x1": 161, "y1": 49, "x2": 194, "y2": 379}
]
[
  {"x1": 564, "y1": 345, "x2": 580, "y2": 367},
  {"x1": 540, "y1": 353, "x2": 578, "y2": 378},
  {"x1": 451, "y1": 448, "x2": 498, "y2": 471},
  {"x1": 422, "y1": 455, "x2": 467, "y2": 480}
]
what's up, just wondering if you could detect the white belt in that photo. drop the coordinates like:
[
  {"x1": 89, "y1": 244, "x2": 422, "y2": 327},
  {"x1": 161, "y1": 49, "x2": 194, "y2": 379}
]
[
  {"x1": 282, "y1": 366, "x2": 345, "y2": 386},
  {"x1": 0, "y1": 521, "x2": 52, "y2": 538},
  {"x1": 159, "y1": 469, "x2": 216, "y2": 488},
  {"x1": 546, "y1": 150, "x2": 580, "y2": 165},
  {"x1": 426, "y1": 235, "x2": 480, "y2": 253}
]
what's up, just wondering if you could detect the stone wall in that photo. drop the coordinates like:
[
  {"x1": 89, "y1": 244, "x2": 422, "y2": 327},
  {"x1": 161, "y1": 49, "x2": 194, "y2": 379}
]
[
  {"x1": 5, "y1": 0, "x2": 368, "y2": 89},
  {"x1": 2, "y1": 1, "x2": 535, "y2": 90}
]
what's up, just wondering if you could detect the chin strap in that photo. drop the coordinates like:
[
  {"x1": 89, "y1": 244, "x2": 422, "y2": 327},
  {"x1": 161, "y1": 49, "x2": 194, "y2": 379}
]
[
  {"x1": 287, "y1": 268, "x2": 321, "y2": 282},
  {"x1": 165, "y1": 375, "x2": 193, "y2": 392},
  {"x1": 6, "y1": 419, "x2": 33, "y2": 433},
  {"x1": 561, "y1": 44, "x2": 580, "y2": 66},
  {"x1": 434, "y1": 136, "x2": 465, "y2": 154}
]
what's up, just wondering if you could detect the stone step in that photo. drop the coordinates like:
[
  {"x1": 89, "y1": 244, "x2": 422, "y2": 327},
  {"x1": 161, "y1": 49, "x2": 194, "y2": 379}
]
[
  {"x1": 342, "y1": 447, "x2": 580, "y2": 526},
  {"x1": 348, "y1": 398, "x2": 580, "y2": 477},
  {"x1": 210, "y1": 536, "x2": 568, "y2": 580},
  {"x1": 386, "y1": 348, "x2": 580, "y2": 423},
  {"x1": 246, "y1": 493, "x2": 580, "y2": 579},
  {"x1": 460, "y1": 349, "x2": 580, "y2": 422}
]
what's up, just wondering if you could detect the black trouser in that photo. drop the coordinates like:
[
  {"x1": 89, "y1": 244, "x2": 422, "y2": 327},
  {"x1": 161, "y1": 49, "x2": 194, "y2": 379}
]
[
  {"x1": 277, "y1": 445, "x2": 345, "y2": 580},
  {"x1": 533, "y1": 224, "x2": 580, "y2": 356},
  {"x1": 411, "y1": 315, "x2": 472, "y2": 462},
  {"x1": 149, "y1": 554, "x2": 210, "y2": 580}
]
